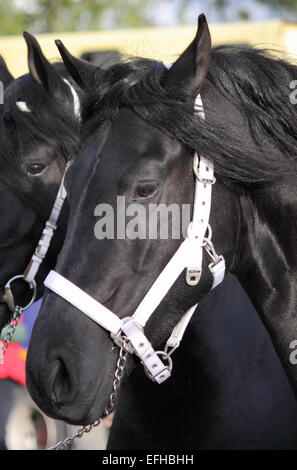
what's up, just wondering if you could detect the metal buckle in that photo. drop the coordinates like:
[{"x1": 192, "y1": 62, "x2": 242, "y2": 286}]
[
  {"x1": 2, "y1": 275, "x2": 37, "y2": 311},
  {"x1": 164, "y1": 342, "x2": 180, "y2": 358},
  {"x1": 209, "y1": 255, "x2": 224, "y2": 272},
  {"x1": 110, "y1": 320, "x2": 135, "y2": 354},
  {"x1": 193, "y1": 153, "x2": 216, "y2": 184},
  {"x1": 45, "y1": 220, "x2": 57, "y2": 231},
  {"x1": 203, "y1": 238, "x2": 222, "y2": 266},
  {"x1": 197, "y1": 175, "x2": 216, "y2": 185}
]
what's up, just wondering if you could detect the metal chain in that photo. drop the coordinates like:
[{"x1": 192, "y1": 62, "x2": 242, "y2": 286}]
[
  {"x1": 0, "y1": 305, "x2": 23, "y2": 364},
  {"x1": 48, "y1": 342, "x2": 129, "y2": 450}
]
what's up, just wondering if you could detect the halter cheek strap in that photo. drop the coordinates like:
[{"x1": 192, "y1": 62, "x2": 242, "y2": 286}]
[
  {"x1": 24, "y1": 163, "x2": 70, "y2": 284},
  {"x1": 1, "y1": 77, "x2": 81, "y2": 312},
  {"x1": 24, "y1": 79, "x2": 80, "y2": 284},
  {"x1": 0, "y1": 162, "x2": 70, "y2": 313},
  {"x1": 44, "y1": 94, "x2": 226, "y2": 384}
]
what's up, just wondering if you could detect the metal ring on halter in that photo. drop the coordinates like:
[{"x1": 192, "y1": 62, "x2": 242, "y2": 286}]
[
  {"x1": 143, "y1": 351, "x2": 173, "y2": 381},
  {"x1": 3, "y1": 275, "x2": 37, "y2": 310},
  {"x1": 164, "y1": 343, "x2": 179, "y2": 358}
]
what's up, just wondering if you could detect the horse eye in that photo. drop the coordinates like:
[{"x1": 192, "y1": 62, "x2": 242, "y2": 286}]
[
  {"x1": 27, "y1": 163, "x2": 46, "y2": 176},
  {"x1": 134, "y1": 183, "x2": 158, "y2": 200}
]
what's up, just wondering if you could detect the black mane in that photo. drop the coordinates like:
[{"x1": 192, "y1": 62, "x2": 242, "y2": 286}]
[
  {"x1": 0, "y1": 63, "x2": 79, "y2": 215},
  {"x1": 83, "y1": 46, "x2": 297, "y2": 187}
]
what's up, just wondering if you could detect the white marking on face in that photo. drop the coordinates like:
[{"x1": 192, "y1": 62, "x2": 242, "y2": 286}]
[{"x1": 16, "y1": 101, "x2": 32, "y2": 113}]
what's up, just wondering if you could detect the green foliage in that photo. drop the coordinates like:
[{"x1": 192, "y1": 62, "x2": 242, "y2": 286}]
[
  {"x1": 258, "y1": 0, "x2": 297, "y2": 12},
  {"x1": 0, "y1": 0, "x2": 297, "y2": 36},
  {"x1": 0, "y1": 0, "x2": 34, "y2": 35},
  {"x1": 0, "y1": 0, "x2": 160, "y2": 35}
]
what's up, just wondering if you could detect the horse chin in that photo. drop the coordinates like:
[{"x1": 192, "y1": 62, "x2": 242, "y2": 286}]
[
  {"x1": 0, "y1": 303, "x2": 11, "y2": 331},
  {"x1": 72, "y1": 352, "x2": 136, "y2": 426},
  {"x1": 64, "y1": 351, "x2": 120, "y2": 426}
]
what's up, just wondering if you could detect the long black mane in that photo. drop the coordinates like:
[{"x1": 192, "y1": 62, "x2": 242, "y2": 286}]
[
  {"x1": 83, "y1": 46, "x2": 297, "y2": 187},
  {"x1": 0, "y1": 64, "x2": 79, "y2": 215}
]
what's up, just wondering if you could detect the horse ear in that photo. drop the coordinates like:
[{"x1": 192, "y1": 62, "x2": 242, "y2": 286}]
[
  {"x1": 164, "y1": 14, "x2": 211, "y2": 96},
  {"x1": 55, "y1": 39, "x2": 98, "y2": 90},
  {"x1": 0, "y1": 56, "x2": 14, "y2": 87},
  {"x1": 23, "y1": 31, "x2": 68, "y2": 98}
]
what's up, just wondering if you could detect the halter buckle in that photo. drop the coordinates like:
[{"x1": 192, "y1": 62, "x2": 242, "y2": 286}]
[
  {"x1": 111, "y1": 318, "x2": 136, "y2": 354},
  {"x1": 197, "y1": 175, "x2": 216, "y2": 185},
  {"x1": 193, "y1": 153, "x2": 216, "y2": 184},
  {"x1": 209, "y1": 255, "x2": 224, "y2": 270},
  {"x1": 111, "y1": 331, "x2": 135, "y2": 354}
]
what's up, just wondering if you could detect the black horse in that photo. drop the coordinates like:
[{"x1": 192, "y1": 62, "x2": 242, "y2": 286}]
[
  {"x1": 108, "y1": 278, "x2": 297, "y2": 450},
  {"x1": 0, "y1": 33, "x2": 81, "y2": 328},
  {"x1": 0, "y1": 56, "x2": 14, "y2": 90},
  {"x1": 26, "y1": 16, "x2": 297, "y2": 449}
]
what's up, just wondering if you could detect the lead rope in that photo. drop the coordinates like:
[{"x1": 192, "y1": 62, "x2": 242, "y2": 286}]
[{"x1": 48, "y1": 343, "x2": 128, "y2": 450}]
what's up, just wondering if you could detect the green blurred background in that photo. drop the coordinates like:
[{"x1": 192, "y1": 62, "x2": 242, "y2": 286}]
[
  {"x1": 2, "y1": 1, "x2": 297, "y2": 78},
  {"x1": 1, "y1": 0, "x2": 297, "y2": 35}
]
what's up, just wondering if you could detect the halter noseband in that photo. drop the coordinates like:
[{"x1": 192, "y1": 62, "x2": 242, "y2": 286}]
[{"x1": 44, "y1": 94, "x2": 226, "y2": 384}]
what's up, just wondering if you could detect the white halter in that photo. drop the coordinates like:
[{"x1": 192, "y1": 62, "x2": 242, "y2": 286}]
[
  {"x1": 1, "y1": 162, "x2": 70, "y2": 314},
  {"x1": 44, "y1": 94, "x2": 226, "y2": 384},
  {"x1": 2, "y1": 78, "x2": 81, "y2": 311},
  {"x1": 22, "y1": 78, "x2": 80, "y2": 285},
  {"x1": 23, "y1": 165, "x2": 70, "y2": 285}
]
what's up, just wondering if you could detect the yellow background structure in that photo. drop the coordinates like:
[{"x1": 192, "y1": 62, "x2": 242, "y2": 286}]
[{"x1": 1, "y1": 19, "x2": 297, "y2": 77}]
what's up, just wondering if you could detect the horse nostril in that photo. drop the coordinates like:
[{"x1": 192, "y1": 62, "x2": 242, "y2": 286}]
[{"x1": 51, "y1": 357, "x2": 73, "y2": 407}]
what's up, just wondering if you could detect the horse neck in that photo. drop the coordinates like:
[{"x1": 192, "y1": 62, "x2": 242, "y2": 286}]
[{"x1": 233, "y1": 182, "x2": 297, "y2": 396}]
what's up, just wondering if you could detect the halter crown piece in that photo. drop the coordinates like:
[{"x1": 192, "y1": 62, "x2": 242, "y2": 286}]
[{"x1": 44, "y1": 93, "x2": 226, "y2": 384}]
